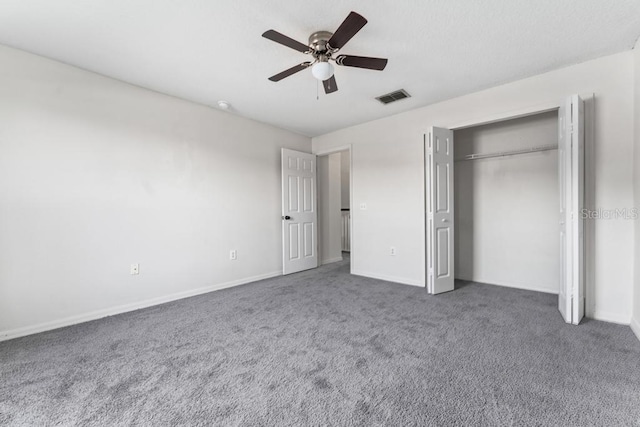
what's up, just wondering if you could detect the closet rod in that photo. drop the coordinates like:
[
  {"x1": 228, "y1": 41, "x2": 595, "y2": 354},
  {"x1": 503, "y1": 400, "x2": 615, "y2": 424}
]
[{"x1": 455, "y1": 144, "x2": 558, "y2": 162}]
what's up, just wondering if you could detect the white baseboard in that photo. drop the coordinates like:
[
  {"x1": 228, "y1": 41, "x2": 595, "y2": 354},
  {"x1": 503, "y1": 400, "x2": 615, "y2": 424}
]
[
  {"x1": 321, "y1": 257, "x2": 343, "y2": 265},
  {"x1": 351, "y1": 269, "x2": 424, "y2": 287},
  {"x1": 592, "y1": 309, "x2": 631, "y2": 325},
  {"x1": 630, "y1": 316, "x2": 640, "y2": 341},
  {"x1": 455, "y1": 276, "x2": 558, "y2": 295},
  {"x1": 0, "y1": 270, "x2": 282, "y2": 342}
]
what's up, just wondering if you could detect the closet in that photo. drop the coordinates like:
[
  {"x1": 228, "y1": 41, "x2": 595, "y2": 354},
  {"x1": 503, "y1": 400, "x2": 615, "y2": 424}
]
[{"x1": 453, "y1": 111, "x2": 560, "y2": 293}]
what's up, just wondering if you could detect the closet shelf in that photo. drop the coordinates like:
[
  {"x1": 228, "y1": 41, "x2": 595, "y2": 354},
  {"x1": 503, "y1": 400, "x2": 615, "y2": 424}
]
[{"x1": 455, "y1": 144, "x2": 558, "y2": 162}]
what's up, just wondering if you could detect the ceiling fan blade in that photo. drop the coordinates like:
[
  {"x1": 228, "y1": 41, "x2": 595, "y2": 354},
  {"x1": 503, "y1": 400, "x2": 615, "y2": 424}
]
[
  {"x1": 323, "y1": 75, "x2": 338, "y2": 94},
  {"x1": 268, "y1": 62, "x2": 311, "y2": 82},
  {"x1": 328, "y1": 12, "x2": 367, "y2": 49},
  {"x1": 336, "y1": 55, "x2": 388, "y2": 71},
  {"x1": 262, "y1": 30, "x2": 310, "y2": 53}
]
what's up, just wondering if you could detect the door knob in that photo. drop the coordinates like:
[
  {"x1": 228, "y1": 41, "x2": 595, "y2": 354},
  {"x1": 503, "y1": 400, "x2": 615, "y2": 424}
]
[
  {"x1": 283, "y1": 215, "x2": 292, "y2": 220},
  {"x1": 441, "y1": 218, "x2": 448, "y2": 223}
]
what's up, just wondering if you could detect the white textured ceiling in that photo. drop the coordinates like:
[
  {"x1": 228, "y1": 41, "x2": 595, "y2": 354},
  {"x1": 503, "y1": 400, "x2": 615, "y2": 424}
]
[{"x1": 1, "y1": 1, "x2": 639, "y2": 136}]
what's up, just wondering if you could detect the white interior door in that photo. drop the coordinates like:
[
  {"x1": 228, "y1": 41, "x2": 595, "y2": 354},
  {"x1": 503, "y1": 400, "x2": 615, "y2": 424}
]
[
  {"x1": 558, "y1": 95, "x2": 585, "y2": 324},
  {"x1": 426, "y1": 127, "x2": 455, "y2": 294},
  {"x1": 282, "y1": 148, "x2": 318, "y2": 275}
]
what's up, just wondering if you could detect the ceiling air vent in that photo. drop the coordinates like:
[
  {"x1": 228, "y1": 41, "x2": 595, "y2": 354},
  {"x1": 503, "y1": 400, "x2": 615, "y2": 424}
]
[{"x1": 376, "y1": 89, "x2": 411, "y2": 105}]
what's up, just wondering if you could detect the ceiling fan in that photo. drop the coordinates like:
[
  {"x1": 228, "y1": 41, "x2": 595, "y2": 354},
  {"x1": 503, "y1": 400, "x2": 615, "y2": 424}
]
[{"x1": 262, "y1": 11, "x2": 388, "y2": 94}]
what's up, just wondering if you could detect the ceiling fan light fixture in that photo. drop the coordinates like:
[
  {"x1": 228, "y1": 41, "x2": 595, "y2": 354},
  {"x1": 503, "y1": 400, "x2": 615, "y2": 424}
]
[
  {"x1": 311, "y1": 61, "x2": 334, "y2": 81},
  {"x1": 263, "y1": 12, "x2": 387, "y2": 93}
]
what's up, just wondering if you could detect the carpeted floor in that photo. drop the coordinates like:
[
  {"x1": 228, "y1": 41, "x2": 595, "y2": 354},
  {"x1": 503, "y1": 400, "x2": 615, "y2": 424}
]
[{"x1": 1, "y1": 256, "x2": 639, "y2": 426}]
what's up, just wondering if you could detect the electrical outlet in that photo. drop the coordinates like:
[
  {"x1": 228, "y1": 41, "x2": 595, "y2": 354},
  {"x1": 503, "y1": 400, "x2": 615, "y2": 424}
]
[
  {"x1": 360, "y1": 203, "x2": 367, "y2": 210},
  {"x1": 130, "y1": 264, "x2": 139, "y2": 275},
  {"x1": 390, "y1": 247, "x2": 396, "y2": 256},
  {"x1": 230, "y1": 250, "x2": 237, "y2": 260}
]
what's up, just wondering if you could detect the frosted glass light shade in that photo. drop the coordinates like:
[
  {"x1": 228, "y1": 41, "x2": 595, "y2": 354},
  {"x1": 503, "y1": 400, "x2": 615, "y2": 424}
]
[{"x1": 311, "y1": 62, "x2": 334, "y2": 81}]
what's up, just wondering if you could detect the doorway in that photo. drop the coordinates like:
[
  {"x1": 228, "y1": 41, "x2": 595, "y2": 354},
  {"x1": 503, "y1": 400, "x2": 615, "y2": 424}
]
[
  {"x1": 317, "y1": 149, "x2": 351, "y2": 269},
  {"x1": 425, "y1": 95, "x2": 586, "y2": 325},
  {"x1": 454, "y1": 111, "x2": 559, "y2": 293}
]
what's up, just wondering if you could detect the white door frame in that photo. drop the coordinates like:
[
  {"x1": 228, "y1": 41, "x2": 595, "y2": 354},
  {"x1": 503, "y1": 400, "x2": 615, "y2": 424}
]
[
  {"x1": 426, "y1": 95, "x2": 592, "y2": 320},
  {"x1": 313, "y1": 144, "x2": 353, "y2": 274}
]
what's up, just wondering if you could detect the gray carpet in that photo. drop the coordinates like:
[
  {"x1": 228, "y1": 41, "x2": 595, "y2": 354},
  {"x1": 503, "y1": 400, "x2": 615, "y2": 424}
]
[{"x1": 1, "y1": 257, "x2": 639, "y2": 426}]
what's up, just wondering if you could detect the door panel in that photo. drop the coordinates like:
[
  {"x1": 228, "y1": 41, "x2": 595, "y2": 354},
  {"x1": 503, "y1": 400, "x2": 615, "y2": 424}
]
[
  {"x1": 288, "y1": 176, "x2": 299, "y2": 211},
  {"x1": 303, "y1": 222, "x2": 314, "y2": 257},
  {"x1": 282, "y1": 148, "x2": 318, "y2": 275},
  {"x1": 436, "y1": 228, "x2": 450, "y2": 278},
  {"x1": 426, "y1": 127, "x2": 455, "y2": 294},
  {"x1": 289, "y1": 224, "x2": 300, "y2": 260},
  {"x1": 303, "y1": 177, "x2": 314, "y2": 211}
]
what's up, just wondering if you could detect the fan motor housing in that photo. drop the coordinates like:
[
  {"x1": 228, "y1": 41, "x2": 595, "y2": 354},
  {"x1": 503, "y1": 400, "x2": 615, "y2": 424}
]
[{"x1": 309, "y1": 31, "x2": 333, "y2": 53}]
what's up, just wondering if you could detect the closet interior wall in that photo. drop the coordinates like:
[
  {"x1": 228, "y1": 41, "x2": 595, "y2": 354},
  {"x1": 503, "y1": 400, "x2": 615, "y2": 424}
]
[{"x1": 454, "y1": 111, "x2": 560, "y2": 293}]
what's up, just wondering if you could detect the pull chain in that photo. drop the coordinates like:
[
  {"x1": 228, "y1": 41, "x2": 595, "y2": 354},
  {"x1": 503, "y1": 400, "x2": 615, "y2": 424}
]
[{"x1": 316, "y1": 79, "x2": 319, "y2": 100}]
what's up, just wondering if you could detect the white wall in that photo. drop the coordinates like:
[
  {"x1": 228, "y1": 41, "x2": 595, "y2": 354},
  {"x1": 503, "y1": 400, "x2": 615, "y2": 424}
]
[
  {"x1": 455, "y1": 112, "x2": 559, "y2": 293},
  {"x1": 633, "y1": 39, "x2": 640, "y2": 339},
  {"x1": 313, "y1": 51, "x2": 636, "y2": 324},
  {"x1": 318, "y1": 153, "x2": 343, "y2": 264},
  {"x1": 0, "y1": 45, "x2": 311, "y2": 340},
  {"x1": 340, "y1": 151, "x2": 350, "y2": 210}
]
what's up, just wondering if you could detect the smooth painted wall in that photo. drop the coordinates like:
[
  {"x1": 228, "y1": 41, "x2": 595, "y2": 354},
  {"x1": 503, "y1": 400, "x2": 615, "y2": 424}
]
[
  {"x1": 318, "y1": 153, "x2": 342, "y2": 264},
  {"x1": 313, "y1": 51, "x2": 636, "y2": 324},
  {"x1": 0, "y1": 45, "x2": 311, "y2": 339},
  {"x1": 455, "y1": 112, "x2": 559, "y2": 293}
]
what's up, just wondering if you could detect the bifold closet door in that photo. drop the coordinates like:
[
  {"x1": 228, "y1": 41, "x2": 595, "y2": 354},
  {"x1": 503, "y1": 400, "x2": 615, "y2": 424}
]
[
  {"x1": 558, "y1": 94, "x2": 585, "y2": 325},
  {"x1": 281, "y1": 148, "x2": 318, "y2": 275},
  {"x1": 426, "y1": 127, "x2": 455, "y2": 294}
]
